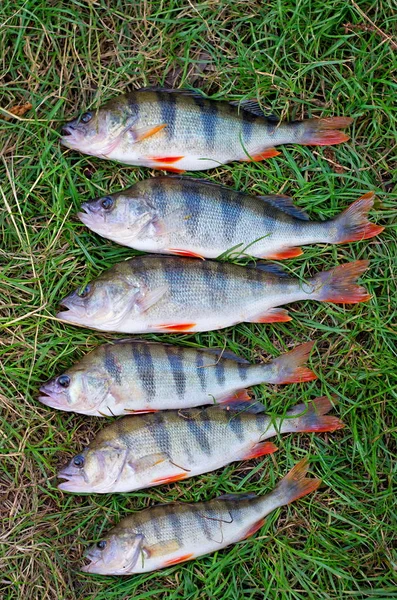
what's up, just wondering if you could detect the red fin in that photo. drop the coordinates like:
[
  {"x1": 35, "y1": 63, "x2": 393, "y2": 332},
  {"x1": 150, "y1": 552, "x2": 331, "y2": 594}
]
[
  {"x1": 241, "y1": 441, "x2": 278, "y2": 460},
  {"x1": 149, "y1": 156, "x2": 184, "y2": 164},
  {"x1": 152, "y1": 473, "x2": 187, "y2": 485},
  {"x1": 286, "y1": 396, "x2": 344, "y2": 433},
  {"x1": 136, "y1": 124, "x2": 166, "y2": 142},
  {"x1": 242, "y1": 518, "x2": 266, "y2": 539},
  {"x1": 219, "y1": 389, "x2": 251, "y2": 404},
  {"x1": 313, "y1": 260, "x2": 371, "y2": 304},
  {"x1": 263, "y1": 247, "x2": 303, "y2": 260},
  {"x1": 270, "y1": 341, "x2": 317, "y2": 384},
  {"x1": 249, "y1": 307, "x2": 292, "y2": 323},
  {"x1": 168, "y1": 249, "x2": 205, "y2": 260},
  {"x1": 159, "y1": 166, "x2": 186, "y2": 173},
  {"x1": 164, "y1": 553, "x2": 194, "y2": 566},
  {"x1": 334, "y1": 192, "x2": 384, "y2": 244},
  {"x1": 157, "y1": 322, "x2": 196, "y2": 332},
  {"x1": 301, "y1": 117, "x2": 353, "y2": 146},
  {"x1": 241, "y1": 147, "x2": 281, "y2": 161},
  {"x1": 276, "y1": 458, "x2": 321, "y2": 504}
]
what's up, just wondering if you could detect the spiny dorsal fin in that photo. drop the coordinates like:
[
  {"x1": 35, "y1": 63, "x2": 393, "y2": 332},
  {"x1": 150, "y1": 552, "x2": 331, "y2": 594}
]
[
  {"x1": 137, "y1": 87, "x2": 207, "y2": 99},
  {"x1": 200, "y1": 347, "x2": 250, "y2": 364},
  {"x1": 218, "y1": 492, "x2": 258, "y2": 501},
  {"x1": 229, "y1": 99, "x2": 278, "y2": 120},
  {"x1": 258, "y1": 195, "x2": 310, "y2": 221}
]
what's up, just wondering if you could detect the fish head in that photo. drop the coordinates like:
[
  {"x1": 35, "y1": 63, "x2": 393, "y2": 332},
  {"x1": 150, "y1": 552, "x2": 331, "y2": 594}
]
[
  {"x1": 82, "y1": 532, "x2": 145, "y2": 575},
  {"x1": 38, "y1": 365, "x2": 110, "y2": 414},
  {"x1": 78, "y1": 189, "x2": 157, "y2": 242},
  {"x1": 57, "y1": 268, "x2": 143, "y2": 329},
  {"x1": 58, "y1": 442, "x2": 130, "y2": 493},
  {"x1": 61, "y1": 96, "x2": 135, "y2": 157}
]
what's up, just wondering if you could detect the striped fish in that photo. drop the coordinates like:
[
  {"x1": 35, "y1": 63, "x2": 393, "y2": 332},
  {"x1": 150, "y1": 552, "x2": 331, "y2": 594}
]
[
  {"x1": 57, "y1": 256, "x2": 371, "y2": 333},
  {"x1": 39, "y1": 340, "x2": 316, "y2": 416},
  {"x1": 60, "y1": 89, "x2": 353, "y2": 172},
  {"x1": 81, "y1": 458, "x2": 320, "y2": 574},
  {"x1": 58, "y1": 396, "x2": 342, "y2": 493},
  {"x1": 78, "y1": 177, "x2": 383, "y2": 260}
]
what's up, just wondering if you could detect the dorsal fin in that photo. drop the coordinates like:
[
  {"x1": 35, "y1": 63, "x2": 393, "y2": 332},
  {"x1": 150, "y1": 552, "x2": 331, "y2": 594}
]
[
  {"x1": 258, "y1": 195, "x2": 310, "y2": 221},
  {"x1": 199, "y1": 347, "x2": 250, "y2": 364},
  {"x1": 137, "y1": 87, "x2": 207, "y2": 99},
  {"x1": 217, "y1": 492, "x2": 258, "y2": 501},
  {"x1": 216, "y1": 400, "x2": 266, "y2": 413},
  {"x1": 164, "y1": 175, "x2": 243, "y2": 195},
  {"x1": 251, "y1": 263, "x2": 289, "y2": 277},
  {"x1": 229, "y1": 99, "x2": 278, "y2": 120}
]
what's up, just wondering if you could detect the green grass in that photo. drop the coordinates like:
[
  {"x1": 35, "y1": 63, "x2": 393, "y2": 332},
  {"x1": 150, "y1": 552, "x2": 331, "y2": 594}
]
[{"x1": 1, "y1": 0, "x2": 396, "y2": 598}]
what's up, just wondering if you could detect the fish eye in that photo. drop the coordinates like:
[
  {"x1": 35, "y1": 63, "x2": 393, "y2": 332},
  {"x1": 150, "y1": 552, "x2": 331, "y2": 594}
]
[
  {"x1": 73, "y1": 455, "x2": 85, "y2": 468},
  {"x1": 57, "y1": 375, "x2": 70, "y2": 388},
  {"x1": 78, "y1": 284, "x2": 91, "y2": 298},
  {"x1": 80, "y1": 112, "x2": 92, "y2": 123},
  {"x1": 101, "y1": 196, "x2": 114, "y2": 210},
  {"x1": 97, "y1": 540, "x2": 107, "y2": 550}
]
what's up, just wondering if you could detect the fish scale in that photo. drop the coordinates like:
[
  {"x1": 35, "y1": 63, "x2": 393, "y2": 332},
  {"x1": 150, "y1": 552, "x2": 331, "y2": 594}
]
[
  {"x1": 80, "y1": 458, "x2": 321, "y2": 574},
  {"x1": 78, "y1": 178, "x2": 382, "y2": 261},
  {"x1": 57, "y1": 397, "x2": 343, "y2": 493}
]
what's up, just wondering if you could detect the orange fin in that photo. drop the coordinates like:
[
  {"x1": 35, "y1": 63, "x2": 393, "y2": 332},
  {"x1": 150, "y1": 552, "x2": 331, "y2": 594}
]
[
  {"x1": 242, "y1": 518, "x2": 266, "y2": 539},
  {"x1": 301, "y1": 117, "x2": 353, "y2": 146},
  {"x1": 241, "y1": 441, "x2": 278, "y2": 460},
  {"x1": 248, "y1": 307, "x2": 291, "y2": 323},
  {"x1": 168, "y1": 249, "x2": 205, "y2": 260},
  {"x1": 152, "y1": 473, "x2": 187, "y2": 485},
  {"x1": 157, "y1": 322, "x2": 196, "y2": 332},
  {"x1": 333, "y1": 192, "x2": 384, "y2": 244},
  {"x1": 286, "y1": 396, "x2": 344, "y2": 433},
  {"x1": 241, "y1": 147, "x2": 281, "y2": 161},
  {"x1": 164, "y1": 553, "x2": 194, "y2": 566},
  {"x1": 263, "y1": 247, "x2": 303, "y2": 260},
  {"x1": 149, "y1": 156, "x2": 184, "y2": 164},
  {"x1": 159, "y1": 166, "x2": 186, "y2": 173},
  {"x1": 313, "y1": 260, "x2": 371, "y2": 304},
  {"x1": 135, "y1": 124, "x2": 167, "y2": 142},
  {"x1": 269, "y1": 341, "x2": 317, "y2": 384},
  {"x1": 276, "y1": 457, "x2": 321, "y2": 503},
  {"x1": 219, "y1": 389, "x2": 251, "y2": 404}
]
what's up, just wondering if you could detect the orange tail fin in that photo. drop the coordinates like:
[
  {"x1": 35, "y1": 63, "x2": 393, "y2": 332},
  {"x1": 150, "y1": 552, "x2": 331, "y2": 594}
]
[
  {"x1": 332, "y1": 192, "x2": 384, "y2": 244},
  {"x1": 266, "y1": 341, "x2": 317, "y2": 384},
  {"x1": 301, "y1": 116, "x2": 353, "y2": 146},
  {"x1": 284, "y1": 395, "x2": 344, "y2": 433},
  {"x1": 312, "y1": 260, "x2": 371, "y2": 304},
  {"x1": 275, "y1": 458, "x2": 321, "y2": 505}
]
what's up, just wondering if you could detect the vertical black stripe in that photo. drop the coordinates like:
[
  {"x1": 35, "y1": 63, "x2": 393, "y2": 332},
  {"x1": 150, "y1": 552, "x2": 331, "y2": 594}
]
[
  {"x1": 237, "y1": 362, "x2": 249, "y2": 382},
  {"x1": 192, "y1": 504, "x2": 213, "y2": 541},
  {"x1": 215, "y1": 357, "x2": 225, "y2": 386},
  {"x1": 186, "y1": 416, "x2": 211, "y2": 456},
  {"x1": 196, "y1": 350, "x2": 206, "y2": 391},
  {"x1": 168, "y1": 511, "x2": 184, "y2": 544},
  {"x1": 165, "y1": 346, "x2": 186, "y2": 399},
  {"x1": 194, "y1": 97, "x2": 218, "y2": 148},
  {"x1": 131, "y1": 343, "x2": 156, "y2": 401},
  {"x1": 147, "y1": 413, "x2": 172, "y2": 455},
  {"x1": 220, "y1": 189, "x2": 244, "y2": 243},
  {"x1": 228, "y1": 413, "x2": 244, "y2": 441},
  {"x1": 242, "y1": 115, "x2": 254, "y2": 145},
  {"x1": 159, "y1": 92, "x2": 176, "y2": 140},
  {"x1": 104, "y1": 347, "x2": 122, "y2": 385}
]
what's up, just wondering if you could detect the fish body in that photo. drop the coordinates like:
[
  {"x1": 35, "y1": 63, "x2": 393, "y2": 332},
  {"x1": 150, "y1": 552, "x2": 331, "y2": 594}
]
[
  {"x1": 57, "y1": 256, "x2": 370, "y2": 333},
  {"x1": 79, "y1": 178, "x2": 383, "y2": 260},
  {"x1": 39, "y1": 340, "x2": 316, "y2": 416},
  {"x1": 61, "y1": 89, "x2": 353, "y2": 172},
  {"x1": 58, "y1": 397, "x2": 342, "y2": 493},
  {"x1": 81, "y1": 458, "x2": 320, "y2": 574}
]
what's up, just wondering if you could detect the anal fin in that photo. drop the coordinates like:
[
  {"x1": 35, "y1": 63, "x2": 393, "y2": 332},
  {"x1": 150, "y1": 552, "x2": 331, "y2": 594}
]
[
  {"x1": 242, "y1": 518, "x2": 266, "y2": 539},
  {"x1": 263, "y1": 247, "x2": 303, "y2": 260},
  {"x1": 241, "y1": 441, "x2": 278, "y2": 460},
  {"x1": 241, "y1": 147, "x2": 281, "y2": 161},
  {"x1": 218, "y1": 389, "x2": 251, "y2": 404},
  {"x1": 248, "y1": 307, "x2": 291, "y2": 323}
]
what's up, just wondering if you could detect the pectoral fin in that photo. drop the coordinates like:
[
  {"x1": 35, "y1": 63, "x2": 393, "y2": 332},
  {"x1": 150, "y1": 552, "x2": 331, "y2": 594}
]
[
  {"x1": 133, "y1": 124, "x2": 167, "y2": 142},
  {"x1": 131, "y1": 453, "x2": 169, "y2": 473},
  {"x1": 137, "y1": 285, "x2": 168, "y2": 313},
  {"x1": 146, "y1": 539, "x2": 181, "y2": 558}
]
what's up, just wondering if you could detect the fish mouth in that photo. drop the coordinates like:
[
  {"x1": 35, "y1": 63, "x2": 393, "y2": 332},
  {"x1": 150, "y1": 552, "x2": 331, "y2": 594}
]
[
  {"x1": 60, "y1": 125, "x2": 84, "y2": 148},
  {"x1": 38, "y1": 387, "x2": 69, "y2": 410},
  {"x1": 58, "y1": 469, "x2": 87, "y2": 492}
]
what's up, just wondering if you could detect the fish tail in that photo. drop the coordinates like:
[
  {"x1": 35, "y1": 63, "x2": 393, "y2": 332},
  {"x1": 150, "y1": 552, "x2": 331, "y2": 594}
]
[
  {"x1": 311, "y1": 260, "x2": 371, "y2": 304},
  {"x1": 331, "y1": 192, "x2": 384, "y2": 244},
  {"x1": 264, "y1": 341, "x2": 317, "y2": 384},
  {"x1": 272, "y1": 458, "x2": 321, "y2": 506},
  {"x1": 284, "y1": 395, "x2": 344, "y2": 433},
  {"x1": 300, "y1": 116, "x2": 353, "y2": 146}
]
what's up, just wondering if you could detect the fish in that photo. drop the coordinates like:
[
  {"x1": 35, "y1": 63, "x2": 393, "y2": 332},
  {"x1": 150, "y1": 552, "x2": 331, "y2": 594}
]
[
  {"x1": 80, "y1": 457, "x2": 321, "y2": 574},
  {"x1": 78, "y1": 177, "x2": 383, "y2": 260},
  {"x1": 38, "y1": 340, "x2": 317, "y2": 416},
  {"x1": 56, "y1": 256, "x2": 371, "y2": 333},
  {"x1": 60, "y1": 89, "x2": 353, "y2": 172},
  {"x1": 58, "y1": 396, "x2": 342, "y2": 493}
]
